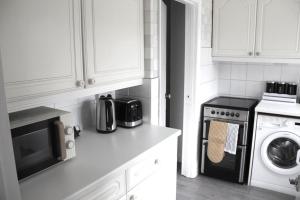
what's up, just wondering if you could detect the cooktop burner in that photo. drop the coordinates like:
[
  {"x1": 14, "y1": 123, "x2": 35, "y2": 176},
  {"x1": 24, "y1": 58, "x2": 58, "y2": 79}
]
[{"x1": 204, "y1": 96, "x2": 258, "y2": 110}]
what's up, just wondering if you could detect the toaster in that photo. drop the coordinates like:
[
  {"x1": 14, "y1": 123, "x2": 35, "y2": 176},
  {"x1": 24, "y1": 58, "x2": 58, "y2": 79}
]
[{"x1": 115, "y1": 98, "x2": 143, "y2": 128}]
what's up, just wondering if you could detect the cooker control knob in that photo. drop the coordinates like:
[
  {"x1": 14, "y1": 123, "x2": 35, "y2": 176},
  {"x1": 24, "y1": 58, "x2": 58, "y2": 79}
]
[
  {"x1": 211, "y1": 110, "x2": 216, "y2": 115},
  {"x1": 235, "y1": 113, "x2": 240, "y2": 118},
  {"x1": 221, "y1": 112, "x2": 225, "y2": 115},
  {"x1": 231, "y1": 112, "x2": 235, "y2": 117},
  {"x1": 65, "y1": 127, "x2": 73, "y2": 135},
  {"x1": 66, "y1": 141, "x2": 75, "y2": 149},
  {"x1": 226, "y1": 112, "x2": 230, "y2": 116}
]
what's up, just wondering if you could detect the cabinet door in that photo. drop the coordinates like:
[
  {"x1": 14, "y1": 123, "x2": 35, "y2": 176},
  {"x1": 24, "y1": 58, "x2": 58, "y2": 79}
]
[
  {"x1": 127, "y1": 137, "x2": 178, "y2": 200},
  {"x1": 212, "y1": 0, "x2": 257, "y2": 57},
  {"x1": 82, "y1": 0, "x2": 144, "y2": 87},
  {"x1": 66, "y1": 173, "x2": 126, "y2": 200},
  {"x1": 255, "y1": 0, "x2": 300, "y2": 58},
  {"x1": 0, "y1": 0, "x2": 84, "y2": 101}
]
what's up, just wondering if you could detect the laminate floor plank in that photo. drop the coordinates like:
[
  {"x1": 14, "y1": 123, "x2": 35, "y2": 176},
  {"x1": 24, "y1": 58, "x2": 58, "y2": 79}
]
[{"x1": 176, "y1": 174, "x2": 295, "y2": 200}]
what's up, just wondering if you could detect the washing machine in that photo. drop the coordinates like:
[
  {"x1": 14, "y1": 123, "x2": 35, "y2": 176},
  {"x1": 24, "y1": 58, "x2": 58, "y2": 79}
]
[{"x1": 251, "y1": 113, "x2": 300, "y2": 196}]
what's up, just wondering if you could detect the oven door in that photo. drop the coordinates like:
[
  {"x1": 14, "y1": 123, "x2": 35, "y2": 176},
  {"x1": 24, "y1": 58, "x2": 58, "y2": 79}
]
[
  {"x1": 203, "y1": 117, "x2": 248, "y2": 146},
  {"x1": 11, "y1": 117, "x2": 66, "y2": 180},
  {"x1": 200, "y1": 139, "x2": 247, "y2": 183}
]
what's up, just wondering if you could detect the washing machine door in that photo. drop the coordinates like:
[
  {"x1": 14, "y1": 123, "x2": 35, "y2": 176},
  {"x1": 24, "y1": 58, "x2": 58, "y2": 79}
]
[{"x1": 261, "y1": 131, "x2": 300, "y2": 175}]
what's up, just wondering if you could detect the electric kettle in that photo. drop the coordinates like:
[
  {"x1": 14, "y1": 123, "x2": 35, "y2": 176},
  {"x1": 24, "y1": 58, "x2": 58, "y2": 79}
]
[{"x1": 96, "y1": 94, "x2": 117, "y2": 133}]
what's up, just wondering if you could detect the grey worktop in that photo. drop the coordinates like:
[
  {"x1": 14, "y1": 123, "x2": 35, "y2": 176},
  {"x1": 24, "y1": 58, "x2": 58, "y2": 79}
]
[{"x1": 20, "y1": 124, "x2": 181, "y2": 200}]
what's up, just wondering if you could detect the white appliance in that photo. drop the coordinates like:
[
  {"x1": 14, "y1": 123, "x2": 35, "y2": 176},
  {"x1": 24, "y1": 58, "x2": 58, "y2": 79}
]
[{"x1": 250, "y1": 100, "x2": 300, "y2": 196}]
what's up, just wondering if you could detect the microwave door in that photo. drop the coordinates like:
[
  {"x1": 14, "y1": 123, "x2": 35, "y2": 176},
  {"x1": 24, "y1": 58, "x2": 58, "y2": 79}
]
[{"x1": 11, "y1": 118, "x2": 63, "y2": 180}]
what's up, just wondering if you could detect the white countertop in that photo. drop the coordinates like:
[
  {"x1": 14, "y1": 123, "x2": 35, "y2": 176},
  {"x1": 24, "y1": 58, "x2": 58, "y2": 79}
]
[
  {"x1": 255, "y1": 100, "x2": 300, "y2": 117},
  {"x1": 20, "y1": 124, "x2": 181, "y2": 200}
]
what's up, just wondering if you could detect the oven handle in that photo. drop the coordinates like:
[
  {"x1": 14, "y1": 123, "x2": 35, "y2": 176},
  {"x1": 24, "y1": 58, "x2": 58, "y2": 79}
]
[
  {"x1": 203, "y1": 117, "x2": 247, "y2": 141},
  {"x1": 238, "y1": 146, "x2": 247, "y2": 183},
  {"x1": 54, "y1": 121, "x2": 66, "y2": 161},
  {"x1": 203, "y1": 120, "x2": 208, "y2": 139},
  {"x1": 201, "y1": 140, "x2": 208, "y2": 173}
]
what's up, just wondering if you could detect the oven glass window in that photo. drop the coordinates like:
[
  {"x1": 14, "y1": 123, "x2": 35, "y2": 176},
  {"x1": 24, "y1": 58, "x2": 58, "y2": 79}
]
[{"x1": 267, "y1": 138, "x2": 299, "y2": 169}]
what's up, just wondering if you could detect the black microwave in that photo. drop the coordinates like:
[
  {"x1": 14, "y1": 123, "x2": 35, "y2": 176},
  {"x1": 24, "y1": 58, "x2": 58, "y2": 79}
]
[{"x1": 9, "y1": 107, "x2": 76, "y2": 180}]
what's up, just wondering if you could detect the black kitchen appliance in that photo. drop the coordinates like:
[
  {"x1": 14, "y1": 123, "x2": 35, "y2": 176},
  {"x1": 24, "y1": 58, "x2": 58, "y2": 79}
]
[
  {"x1": 115, "y1": 98, "x2": 143, "y2": 128},
  {"x1": 9, "y1": 107, "x2": 76, "y2": 180},
  {"x1": 200, "y1": 96, "x2": 258, "y2": 184},
  {"x1": 96, "y1": 95, "x2": 117, "y2": 133}
]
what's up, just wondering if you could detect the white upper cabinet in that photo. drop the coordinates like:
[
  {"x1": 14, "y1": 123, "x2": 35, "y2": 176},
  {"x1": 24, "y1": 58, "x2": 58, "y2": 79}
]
[
  {"x1": 255, "y1": 0, "x2": 300, "y2": 58},
  {"x1": 82, "y1": 0, "x2": 144, "y2": 87},
  {"x1": 0, "y1": 0, "x2": 84, "y2": 101},
  {"x1": 213, "y1": 0, "x2": 257, "y2": 57},
  {"x1": 213, "y1": 0, "x2": 300, "y2": 62}
]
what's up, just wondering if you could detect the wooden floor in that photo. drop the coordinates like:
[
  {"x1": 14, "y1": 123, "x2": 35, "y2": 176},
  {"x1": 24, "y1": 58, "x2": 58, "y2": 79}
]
[{"x1": 176, "y1": 174, "x2": 295, "y2": 200}]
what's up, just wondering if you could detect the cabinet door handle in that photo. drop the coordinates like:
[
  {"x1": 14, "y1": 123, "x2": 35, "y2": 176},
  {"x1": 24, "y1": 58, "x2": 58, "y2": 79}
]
[
  {"x1": 154, "y1": 159, "x2": 159, "y2": 165},
  {"x1": 248, "y1": 52, "x2": 253, "y2": 56},
  {"x1": 255, "y1": 52, "x2": 260, "y2": 56},
  {"x1": 88, "y1": 78, "x2": 96, "y2": 85},
  {"x1": 76, "y1": 80, "x2": 85, "y2": 87}
]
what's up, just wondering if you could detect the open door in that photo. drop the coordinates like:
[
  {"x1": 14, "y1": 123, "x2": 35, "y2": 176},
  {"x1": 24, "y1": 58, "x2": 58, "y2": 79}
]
[{"x1": 161, "y1": 0, "x2": 186, "y2": 163}]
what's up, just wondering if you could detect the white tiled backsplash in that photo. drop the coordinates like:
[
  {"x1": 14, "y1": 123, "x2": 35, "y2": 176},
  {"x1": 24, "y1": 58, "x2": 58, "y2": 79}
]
[{"x1": 218, "y1": 62, "x2": 300, "y2": 98}]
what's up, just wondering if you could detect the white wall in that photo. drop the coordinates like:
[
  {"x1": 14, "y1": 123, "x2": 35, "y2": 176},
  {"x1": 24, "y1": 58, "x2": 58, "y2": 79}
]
[
  {"x1": 198, "y1": 0, "x2": 218, "y2": 103},
  {"x1": 218, "y1": 62, "x2": 300, "y2": 98},
  {"x1": 0, "y1": 53, "x2": 21, "y2": 200}
]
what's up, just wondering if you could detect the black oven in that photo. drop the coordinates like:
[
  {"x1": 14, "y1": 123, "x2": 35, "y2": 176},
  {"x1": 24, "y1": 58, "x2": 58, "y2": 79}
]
[
  {"x1": 200, "y1": 97, "x2": 258, "y2": 184},
  {"x1": 9, "y1": 107, "x2": 76, "y2": 180},
  {"x1": 201, "y1": 118, "x2": 249, "y2": 183}
]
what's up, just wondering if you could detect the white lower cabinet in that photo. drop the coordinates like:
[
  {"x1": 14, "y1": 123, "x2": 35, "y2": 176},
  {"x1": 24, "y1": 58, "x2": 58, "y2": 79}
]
[
  {"x1": 69, "y1": 137, "x2": 178, "y2": 200},
  {"x1": 66, "y1": 173, "x2": 126, "y2": 200},
  {"x1": 126, "y1": 138, "x2": 177, "y2": 200}
]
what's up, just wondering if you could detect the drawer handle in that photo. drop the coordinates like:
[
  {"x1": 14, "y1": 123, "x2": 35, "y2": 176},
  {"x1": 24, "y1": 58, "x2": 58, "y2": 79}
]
[
  {"x1": 130, "y1": 195, "x2": 136, "y2": 200},
  {"x1": 154, "y1": 159, "x2": 159, "y2": 165}
]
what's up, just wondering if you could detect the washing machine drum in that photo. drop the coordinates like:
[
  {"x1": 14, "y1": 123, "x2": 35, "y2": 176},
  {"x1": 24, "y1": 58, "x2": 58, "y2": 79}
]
[{"x1": 261, "y1": 131, "x2": 300, "y2": 175}]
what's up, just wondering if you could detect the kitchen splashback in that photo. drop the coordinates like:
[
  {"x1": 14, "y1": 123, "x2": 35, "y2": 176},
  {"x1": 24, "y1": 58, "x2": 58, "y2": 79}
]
[{"x1": 218, "y1": 62, "x2": 300, "y2": 99}]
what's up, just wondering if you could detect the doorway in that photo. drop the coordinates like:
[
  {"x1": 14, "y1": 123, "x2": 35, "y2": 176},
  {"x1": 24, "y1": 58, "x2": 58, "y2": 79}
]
[
  {"x1": 159, "y1": 0, "x2": 200, "y2": 178},
  {"x1": 160, "y1": 0, "x2": 186, "y2": 163}
]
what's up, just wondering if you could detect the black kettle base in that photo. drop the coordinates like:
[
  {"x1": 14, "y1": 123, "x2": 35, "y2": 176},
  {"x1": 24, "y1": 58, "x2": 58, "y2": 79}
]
[{"x1": 96, "y1": 129, "x2": 117, "y2": 134}]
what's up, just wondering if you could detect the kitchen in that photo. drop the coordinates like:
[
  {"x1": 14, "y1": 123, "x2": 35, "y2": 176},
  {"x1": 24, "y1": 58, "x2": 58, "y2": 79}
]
[{"x1": 0, "y1": 0, "x2": 300, "y2": 200}]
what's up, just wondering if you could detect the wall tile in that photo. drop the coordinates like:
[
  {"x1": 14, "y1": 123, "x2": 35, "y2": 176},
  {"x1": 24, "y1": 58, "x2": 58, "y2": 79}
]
[
  {"x1": 247, "y1": 64, "x2": 264, "y2": 81},
  {"x1": 281, "y1": 65, "x2": 300, "y2": 82},
  {"x1": 231, "y1": 63, "x2": 247, "y2": 80},
  {"x1": 218, "y1": 79, "x2": 230, "y2": 95},
  {"x1": 218, "y1": 62, "x2": 231, "y2": 79},
  {"x1": 129, "y1": 79, "x2": 151, "y2": 98},
  {"x1": 198, "y1": 80, "x2": 219, "y2": 102},
  {"x1": 263, "y1": 64, "x2": 282, "y2": 81},
  {"x1": 245, "y1": 81, "x2": 265, "y2": 98},
  {"x1": 199, "y1": 65, "x2": 218, "y2": 83},
  {"x1": 230, "y1": 80, "x2": 246, "y2": 96}
]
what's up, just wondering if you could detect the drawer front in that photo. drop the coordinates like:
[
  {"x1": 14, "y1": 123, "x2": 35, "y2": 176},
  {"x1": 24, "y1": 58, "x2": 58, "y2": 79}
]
[
  {"x1": 67, "y1": 173, "x2": 126, "y2": 200},
  {"x1": 127, "y1": 155, "x2": 161, "y2": 190},
  {"x1": 126, "y1": 139, "x2": 177, "y2": 191}
]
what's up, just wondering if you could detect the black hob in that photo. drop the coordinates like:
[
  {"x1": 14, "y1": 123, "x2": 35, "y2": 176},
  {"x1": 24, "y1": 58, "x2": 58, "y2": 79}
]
[{"x1": 203, "y1": 96, "x2": 258, "y2": 111}]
